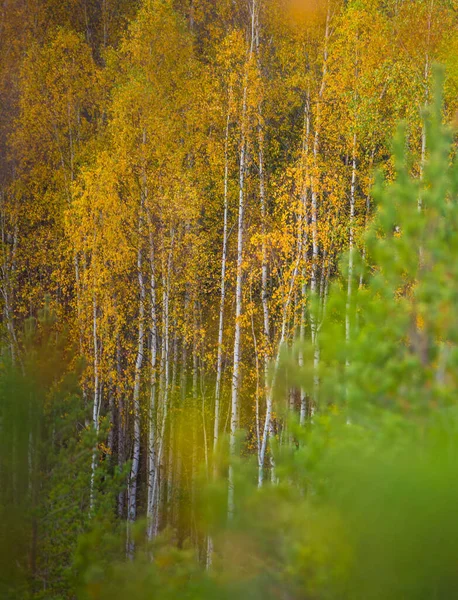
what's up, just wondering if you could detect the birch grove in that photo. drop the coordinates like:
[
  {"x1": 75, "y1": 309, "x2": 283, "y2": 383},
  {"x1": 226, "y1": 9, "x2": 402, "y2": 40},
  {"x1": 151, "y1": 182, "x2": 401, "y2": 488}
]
[{"x1": 1, "y1": 0, "x2": 458, "y2": 592}]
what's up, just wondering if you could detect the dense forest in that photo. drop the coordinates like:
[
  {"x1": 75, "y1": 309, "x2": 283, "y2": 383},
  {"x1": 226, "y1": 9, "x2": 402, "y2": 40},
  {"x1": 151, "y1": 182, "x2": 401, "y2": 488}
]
[{"x1": 2, "y1": 0, "x2": 458, "y2": 598}]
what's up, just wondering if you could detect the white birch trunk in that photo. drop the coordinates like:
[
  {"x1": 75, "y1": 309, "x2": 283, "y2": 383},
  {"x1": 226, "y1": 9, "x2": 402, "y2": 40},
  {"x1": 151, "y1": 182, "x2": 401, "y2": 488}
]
[
  {"x1": 151, "y1": 233, "x2": 172, "y2": 538},
  {"x1": 127, "y1": 218, "x2": 146, "y2": 558},
  {"x1": 346, "y1": 134, "x2": 357, "y2": 366},
  {"x1": 309, "y1": 8, "x2": 330, "y2": 414},
  {"x1": 299, "y1": 96, "x2": 310, "y2": 426},
  {"x1": 214, "y1": 107, "x2": 231, "y2": 458},
  {"x1": 166, "y1": 325, "x2": 178, "y2": 525},
  {"x1": 116, "y1": 336, "x2": 125, "y2": 518},
  {"x1": 207, "y1": 102, "x2": 232, "y2": 569},
  {"x1": 90, "y1": 295, "x2": 100, "y2": 513},
  {"x1": 228, "y1": 0, "x2": 256, "y2": 518},
  {"x1": 228, "y1": 111, "x2": 246, "y2": 519},
  {"x1": 147, "y1": 233, "x2": 158, "y2": 540}
]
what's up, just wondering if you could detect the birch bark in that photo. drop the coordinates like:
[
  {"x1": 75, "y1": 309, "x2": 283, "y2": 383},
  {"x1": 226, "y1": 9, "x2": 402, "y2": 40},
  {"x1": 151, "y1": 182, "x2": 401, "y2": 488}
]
[
  {"x1": 147, "y1": 232, "x2": 158, "y2": 540},
  {"x1": 228, "y1": 101, "x2": 246, "y2": 518},
  {"x1": 90, "y1": 294, "x2": 100, "y2": 513},
  {"x1": 345, "y1": 133, "x2": 357, "y2": 364},
  {"x1": 214, "y1": 105, "x2": 231, "y2": 460},
  {"x1": 228, "y1": 0, "x2": 256, "y2": 520},
  {"x1": 127, "y1": 213, "x2": 146, "y2": 558},
  {"x1": 150, "y1": 231, "x2": 173, "y2": 538},
  {"x1": 309, "y1": 7, "x2": 330, "y2": 414}
]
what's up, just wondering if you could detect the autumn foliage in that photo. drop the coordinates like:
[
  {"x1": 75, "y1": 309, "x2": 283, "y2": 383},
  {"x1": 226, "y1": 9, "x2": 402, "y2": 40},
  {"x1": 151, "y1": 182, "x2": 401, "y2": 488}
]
[{"x1": 1, "y1": 1, "x2": 458, "y2": 598}]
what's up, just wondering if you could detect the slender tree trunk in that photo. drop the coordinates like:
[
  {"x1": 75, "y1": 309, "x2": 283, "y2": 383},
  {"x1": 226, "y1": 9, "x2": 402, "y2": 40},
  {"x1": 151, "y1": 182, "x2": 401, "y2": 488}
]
[
  {"x1": 90, "y1": 294, "x2": 100, "y2": 513},
  {"x1": 213, "y1": 106, "x2": 231, "y2": 461},
  {"x1": 298, "y1": 92, "x2": 316, "y2": 425},
  {"x1": 0, "y1": 203, "x2": 19, "y2": 366},
  {"x1": 190, "y1": 301, "x2": 199, "y2": 545},
  {"x1": 258, "y1": 104, "x2": 277, "y2": 479},
  {"x1": 127, "y1": 216, "x2": 146, "y2": 558},
  {"x1": 117, "y1": 335, "x2": 125, "y2": 518},
  {"x1": 309, "y1": 8, "x2": 330, "y2": 414},
  {"x1": 175, "y1": 288, "x2": 189, "y2": 539},
  {"x1": 207, "y1": 101, "x2": 236, "y2": 565},
  {"x1": 299, "y1": 95, "x2": 311, "y2": 425},
  {"x1": 147, "y1": 233, "x2": 158, "y2": 540},
  {"x1": 345, "y1": 133, "x2": 357, "y2": 369},
  {"x1": 228, "y1": 0, "x2": 256, "y2": 516},
  {"x1": 167, "y1": 323, "x2": 178, "y2": 526},
  {"x1": 228, "y1": 96, "x2": 247, "y2": 519},
  {"x1": 259, "y1": 114, "x2": 270, "y2": 363},
  {"x1": 151, "y1": 232, "x2": 173, "y2": 538},
  {"x1": 249, "y1": 282, "x2": 262, "y2": 462},
  {"x1": 166, "y1": 417, "x2": 174, "y2": 526}
]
